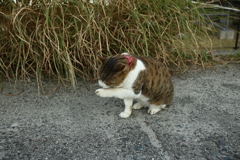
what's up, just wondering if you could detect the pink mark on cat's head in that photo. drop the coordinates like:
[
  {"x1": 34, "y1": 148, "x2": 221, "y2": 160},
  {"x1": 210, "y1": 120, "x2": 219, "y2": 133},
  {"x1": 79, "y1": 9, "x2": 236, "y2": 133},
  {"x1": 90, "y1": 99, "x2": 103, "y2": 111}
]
[{"x1": 124, "y1": 55, "x2": 134, "y2": 67}]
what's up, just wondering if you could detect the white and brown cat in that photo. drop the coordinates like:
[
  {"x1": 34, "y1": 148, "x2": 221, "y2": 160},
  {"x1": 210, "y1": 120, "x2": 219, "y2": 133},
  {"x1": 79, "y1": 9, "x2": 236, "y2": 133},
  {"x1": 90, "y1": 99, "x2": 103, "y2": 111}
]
[{"x1": 95, "y1": 53, "x2": 174, "y2": 118}]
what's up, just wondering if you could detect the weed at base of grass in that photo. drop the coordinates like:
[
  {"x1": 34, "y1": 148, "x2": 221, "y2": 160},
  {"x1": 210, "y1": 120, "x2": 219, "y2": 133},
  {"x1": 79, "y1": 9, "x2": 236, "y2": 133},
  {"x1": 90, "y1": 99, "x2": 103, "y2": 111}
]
[{"x1": 218, "y1": 52, "x2": 240, "y2": 62}]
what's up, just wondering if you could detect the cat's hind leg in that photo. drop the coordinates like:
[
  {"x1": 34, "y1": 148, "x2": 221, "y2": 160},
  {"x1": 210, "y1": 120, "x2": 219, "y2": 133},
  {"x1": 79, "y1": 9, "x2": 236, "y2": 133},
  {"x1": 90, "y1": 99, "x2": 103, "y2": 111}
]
[
  {"x1": 119, "y1": 98, "x2": 133, "y2": 118},
  {"x1": 148, "y1": 104, "x2": 166, "y2": 115}
]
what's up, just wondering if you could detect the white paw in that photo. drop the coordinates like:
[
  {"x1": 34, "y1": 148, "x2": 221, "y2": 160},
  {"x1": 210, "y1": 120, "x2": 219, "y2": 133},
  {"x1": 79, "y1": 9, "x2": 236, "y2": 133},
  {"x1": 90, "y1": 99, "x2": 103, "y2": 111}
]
[
  {"x1": 95, "y1": 88, "x2": 102, "y2": 96},
  {"x1": 148, "y1": 108, "x2": 161, "y2": 115},
  {"x1": 95, "y1": 88, "x2": 108, "y2": 97},
  {"x1": 133, "y1": 103, "x2": 142, "y2": 110},
  {"x1": 119, "y1": 111, "x2": 131, "y2": 118}
]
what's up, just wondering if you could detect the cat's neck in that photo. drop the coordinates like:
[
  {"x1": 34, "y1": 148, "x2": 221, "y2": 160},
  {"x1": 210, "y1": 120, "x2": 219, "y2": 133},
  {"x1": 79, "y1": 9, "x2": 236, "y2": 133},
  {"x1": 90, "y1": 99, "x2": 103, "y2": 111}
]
[{"x1": 121, "y1": 59, "x2": 146, "y2": 88}]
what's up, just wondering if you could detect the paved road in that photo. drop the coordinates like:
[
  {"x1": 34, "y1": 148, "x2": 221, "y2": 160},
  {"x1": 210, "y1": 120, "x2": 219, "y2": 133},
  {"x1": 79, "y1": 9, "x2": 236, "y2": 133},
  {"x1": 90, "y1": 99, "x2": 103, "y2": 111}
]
[{"x1": 0, "y1": 64, "x2": 240, "y2": 160}]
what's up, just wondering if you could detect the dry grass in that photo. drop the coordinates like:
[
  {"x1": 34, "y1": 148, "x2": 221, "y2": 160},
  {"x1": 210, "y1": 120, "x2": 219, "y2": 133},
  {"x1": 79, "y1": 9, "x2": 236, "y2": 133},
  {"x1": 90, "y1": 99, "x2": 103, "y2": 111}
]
[{"x1": 0, "y1": 0, "x2": 212, "y2": 88}]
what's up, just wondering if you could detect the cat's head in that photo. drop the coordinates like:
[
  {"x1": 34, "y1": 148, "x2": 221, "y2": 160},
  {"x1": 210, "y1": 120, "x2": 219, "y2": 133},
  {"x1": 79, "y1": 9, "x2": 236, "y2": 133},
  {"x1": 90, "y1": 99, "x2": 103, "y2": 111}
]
[{"x1": 97, "y1": 55, "x2": 135, "y2": 88}]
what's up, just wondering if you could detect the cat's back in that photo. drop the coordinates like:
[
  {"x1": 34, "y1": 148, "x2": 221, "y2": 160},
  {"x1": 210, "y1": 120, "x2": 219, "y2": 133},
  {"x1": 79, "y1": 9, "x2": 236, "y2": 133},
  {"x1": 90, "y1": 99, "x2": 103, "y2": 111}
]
[{"x1": 133, "y1": 55, "x2": 171, "y2": 80}]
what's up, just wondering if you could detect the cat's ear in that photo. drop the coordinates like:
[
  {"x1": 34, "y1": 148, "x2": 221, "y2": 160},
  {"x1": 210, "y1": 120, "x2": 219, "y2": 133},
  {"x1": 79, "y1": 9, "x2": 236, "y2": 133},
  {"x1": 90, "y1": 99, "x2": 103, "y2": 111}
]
[{"x1": 97, "y1": 56, "x2": 106, "y2": 64}]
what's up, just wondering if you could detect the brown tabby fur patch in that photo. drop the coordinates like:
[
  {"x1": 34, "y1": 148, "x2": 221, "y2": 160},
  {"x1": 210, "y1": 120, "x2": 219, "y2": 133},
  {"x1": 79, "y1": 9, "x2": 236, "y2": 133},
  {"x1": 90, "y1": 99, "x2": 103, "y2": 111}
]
[{"x1": 130, "y1": 54, "x2": 174, "y2": 106}]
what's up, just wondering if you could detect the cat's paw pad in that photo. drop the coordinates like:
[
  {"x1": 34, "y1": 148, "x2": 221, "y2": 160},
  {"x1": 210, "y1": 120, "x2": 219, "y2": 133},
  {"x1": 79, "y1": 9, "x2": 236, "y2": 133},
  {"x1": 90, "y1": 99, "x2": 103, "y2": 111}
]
[
  {"x1": 95, "y1": 88, "x2": 107, "y2": 97},
  {"x1": 119, "y1": 112, "x2": 131, "y2": 118},
  {"x1": 95, "y1": 89, "x2": 102, "y2": 96},
  {"x1": 148, "y1": 108, "x2": 161, "y2": 115},
  {"x1": 133, "y1": 103, "x2": 142, "y2": 110}
]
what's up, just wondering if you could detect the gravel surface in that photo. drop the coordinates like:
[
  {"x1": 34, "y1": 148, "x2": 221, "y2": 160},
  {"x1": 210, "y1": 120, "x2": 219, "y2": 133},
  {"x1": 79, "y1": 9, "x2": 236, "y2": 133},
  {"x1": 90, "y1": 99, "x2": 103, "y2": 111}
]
[{"x1": 0, "y1": 64, "x2": 240, "y2": 160}]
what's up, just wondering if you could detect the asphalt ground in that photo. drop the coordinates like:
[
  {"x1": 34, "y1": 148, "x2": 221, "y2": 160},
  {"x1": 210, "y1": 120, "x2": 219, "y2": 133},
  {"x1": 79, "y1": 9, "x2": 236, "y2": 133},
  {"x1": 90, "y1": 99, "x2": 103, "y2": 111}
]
[{"x1": 0, "y1": 63, "x2": 240, "y2": 160}]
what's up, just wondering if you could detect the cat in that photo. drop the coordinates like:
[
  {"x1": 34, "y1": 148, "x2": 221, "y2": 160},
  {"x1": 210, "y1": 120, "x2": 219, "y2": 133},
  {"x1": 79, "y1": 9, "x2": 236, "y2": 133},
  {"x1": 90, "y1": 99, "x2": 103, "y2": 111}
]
[{"x1": 95, "y1": 53, "x2": 174, "y2": 118}]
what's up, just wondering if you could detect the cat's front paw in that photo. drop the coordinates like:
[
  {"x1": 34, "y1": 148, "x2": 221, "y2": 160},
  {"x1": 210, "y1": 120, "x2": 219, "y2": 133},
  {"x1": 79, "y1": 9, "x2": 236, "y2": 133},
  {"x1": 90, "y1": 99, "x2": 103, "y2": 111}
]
[
  {"x1": 95, "y1": 88, "x2": 108, "y2": 97},
  {"x1": 119, "y1": 111, "x2": 131, "y2": 118}
]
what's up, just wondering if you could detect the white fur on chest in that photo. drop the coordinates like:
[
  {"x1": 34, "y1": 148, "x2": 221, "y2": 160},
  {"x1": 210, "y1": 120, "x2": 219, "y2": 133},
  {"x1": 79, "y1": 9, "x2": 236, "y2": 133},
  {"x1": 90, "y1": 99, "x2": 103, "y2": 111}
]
[{"x1": 120, "y1": 59, "x2": 146, "y2": 89}]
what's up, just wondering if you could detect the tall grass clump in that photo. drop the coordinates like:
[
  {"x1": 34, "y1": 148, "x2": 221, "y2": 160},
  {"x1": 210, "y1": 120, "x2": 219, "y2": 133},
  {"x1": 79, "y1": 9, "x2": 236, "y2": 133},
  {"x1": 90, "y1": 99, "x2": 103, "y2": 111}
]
[{"x1": 0, "y1": 0, "x2": 212, "y2": 88}]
